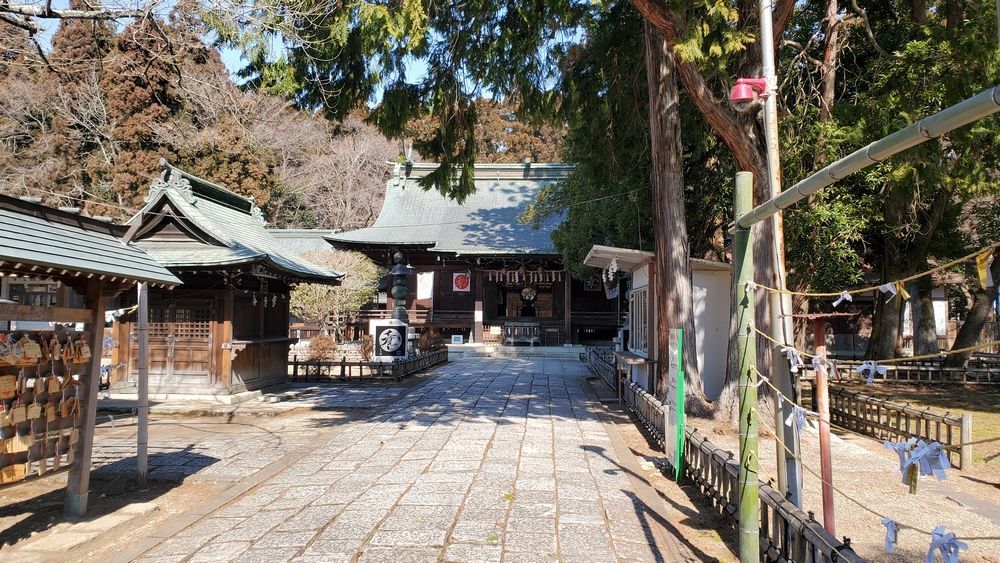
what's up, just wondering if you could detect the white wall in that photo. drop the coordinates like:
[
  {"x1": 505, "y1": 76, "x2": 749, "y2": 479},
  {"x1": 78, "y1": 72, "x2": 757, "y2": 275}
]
[{"x1": 693, "y1": 270, "x2": 731, "y2": 400}]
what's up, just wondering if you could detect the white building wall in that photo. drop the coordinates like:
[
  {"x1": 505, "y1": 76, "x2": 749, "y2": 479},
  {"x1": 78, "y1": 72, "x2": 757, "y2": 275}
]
[{"x1": 693, "y1": 270, "x2": 731, "y2": 400}]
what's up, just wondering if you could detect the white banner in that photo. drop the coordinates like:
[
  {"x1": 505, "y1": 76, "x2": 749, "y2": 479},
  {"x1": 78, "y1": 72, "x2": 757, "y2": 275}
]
[
  {"x1": 453, "y1": 272, "x2": 471, "y2": 292},
  {"x1": 417, "y1": 272, "x2": 434, "y2": 300}
]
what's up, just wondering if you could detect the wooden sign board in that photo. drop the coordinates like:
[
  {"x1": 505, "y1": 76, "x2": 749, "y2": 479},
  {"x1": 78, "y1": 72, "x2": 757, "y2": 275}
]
[{"x1": 663, "y1": 329, "x2": 685, "y2": 480}]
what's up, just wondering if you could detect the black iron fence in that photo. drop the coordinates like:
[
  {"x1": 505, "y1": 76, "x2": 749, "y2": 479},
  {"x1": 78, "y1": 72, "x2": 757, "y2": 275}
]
[
  {"x1": 288, "y1": 349, "x2": 448, "y2": 382},
  {"x1": 585, "y1": 347, "x2": 616, "y2": 392}
]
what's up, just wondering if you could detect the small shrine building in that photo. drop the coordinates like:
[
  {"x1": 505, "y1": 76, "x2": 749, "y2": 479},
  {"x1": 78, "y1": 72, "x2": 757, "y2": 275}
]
[
  {"x1": 109, "y1": 162, "x2": 342, "y2": 397},
  {"x1": 327, "y1": 162, "x2": 623, "y2": 345}
]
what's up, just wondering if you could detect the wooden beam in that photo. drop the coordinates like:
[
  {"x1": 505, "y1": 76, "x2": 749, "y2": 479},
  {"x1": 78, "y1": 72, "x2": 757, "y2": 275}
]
[
  {"x1": 65, "y1": 278, "x2": 106, "y2": 518},
  {"x1": 219, "y1": 290, "x2": 234, "y2": 390},
  {"x1": 564, "y1": 277, "x2": 572, "y2": 344},
  {"x1": 0, "y1": 303, "x2": 91, "y2": 324}
]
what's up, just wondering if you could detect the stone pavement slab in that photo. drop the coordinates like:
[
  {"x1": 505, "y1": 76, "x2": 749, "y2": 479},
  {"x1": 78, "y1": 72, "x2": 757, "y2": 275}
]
[{"x1": 122, "y1": 357, "x2": 696, "y2": 562}]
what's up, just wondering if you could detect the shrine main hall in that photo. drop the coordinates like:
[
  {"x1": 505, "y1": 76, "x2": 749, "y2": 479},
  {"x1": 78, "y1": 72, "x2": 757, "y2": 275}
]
[{"x1": 327, "y1": 162, "x2": 624, "y2": 346}]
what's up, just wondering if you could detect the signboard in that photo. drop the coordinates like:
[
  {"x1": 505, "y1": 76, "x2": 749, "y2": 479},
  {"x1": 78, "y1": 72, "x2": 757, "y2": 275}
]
[
  {"x1": 370, "y1": 319, "x2": 408, "y2": 361},
  {"x1": 664, "y1": 328, "x2": 685, "y2": 480},
  {"x1": 452, "y1": 272, "x2": 471, "y2": 292},
  {"x1": 451, "y1": 334, "x2": 464, "y2": 344}
]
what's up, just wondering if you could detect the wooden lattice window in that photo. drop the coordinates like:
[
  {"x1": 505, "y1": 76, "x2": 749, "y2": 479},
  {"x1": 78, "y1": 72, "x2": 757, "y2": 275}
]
[{"x1": 149, "y1": 301, "x2": 213, "y2": 339}]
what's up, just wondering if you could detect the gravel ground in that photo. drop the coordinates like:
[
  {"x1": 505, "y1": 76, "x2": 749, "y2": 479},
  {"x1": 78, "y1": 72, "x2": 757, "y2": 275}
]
[{"x1": 698, "y1": 415, "x2": 1000, "y2": 562}]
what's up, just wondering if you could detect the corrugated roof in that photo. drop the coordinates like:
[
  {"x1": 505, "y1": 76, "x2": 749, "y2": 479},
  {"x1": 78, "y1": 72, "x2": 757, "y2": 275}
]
[
  {"x1": 130, "y1": 163, "x2": 343, "y2": 284},
  {"x1": 0, "y1": 196, "x2": 181, "y2": 286},
  {"x1": 327, "y1": 162, "x2": 570, "y2": 256}
]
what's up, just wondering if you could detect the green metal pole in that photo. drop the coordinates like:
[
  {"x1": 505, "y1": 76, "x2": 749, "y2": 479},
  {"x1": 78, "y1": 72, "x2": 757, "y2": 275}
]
[{"x1": 734, "y1": 171, "x2": 759, "y2": 562}]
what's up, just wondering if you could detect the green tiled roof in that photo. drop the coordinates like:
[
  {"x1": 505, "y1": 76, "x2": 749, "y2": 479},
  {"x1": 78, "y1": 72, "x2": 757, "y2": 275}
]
[
  {"x1": 130, "y1": 163, "x2": 343, "y2": 284},
  {"x1": 327, "y1": 162, "x2": 571, "y2": 256},
  {"x1": 0, "y1": 196, "x2": 181, "y2": 286}
]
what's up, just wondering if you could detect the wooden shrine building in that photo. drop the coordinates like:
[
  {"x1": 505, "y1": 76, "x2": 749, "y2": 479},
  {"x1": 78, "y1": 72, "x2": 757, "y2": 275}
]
[
  {"x1": 327, "y1": 162, "x2": 623, "y2": 345},
  {"x1": 0, "y1": 195, "x2": 180, "y2": 516},
  {"x1": 109, "y1": 162, "x2": 342, "y2": 397}
]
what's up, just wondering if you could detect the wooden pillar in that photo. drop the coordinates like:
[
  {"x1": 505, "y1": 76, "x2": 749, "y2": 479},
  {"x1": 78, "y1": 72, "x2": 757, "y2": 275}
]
[
  {"x1": 474, "y1": 269, "x2": 484, "y2": 343},
  {"x1": 647, "y1": 260, "x2": 656, "y2": 360},
  {"x1": 563, "y1": 275, "x2": 572, "y2": 344},
  {"x1": 65, "y1": 278, "x2": 107, "y2": 518},
  {"x1": 219, "y1": 290, "x2": 234, "y2": 390},
  {"x1": 136, "y1": 283, "x2": 149, "y2": 486},
  {"x1": 813, "y1": 317, "x2": 836, "y2": 536}
]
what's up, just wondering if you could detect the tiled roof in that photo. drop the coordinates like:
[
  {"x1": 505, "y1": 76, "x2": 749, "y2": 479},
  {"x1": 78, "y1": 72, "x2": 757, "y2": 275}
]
[
  {"x1": 0, "y1": 195, "x2": 180, "y2": 286},
  {"x1": 130, "y1": 163, "x2": 343, "y2": 284},
  {"x1": 326, "y1": 162, "x2": 570, "y2": 256}
]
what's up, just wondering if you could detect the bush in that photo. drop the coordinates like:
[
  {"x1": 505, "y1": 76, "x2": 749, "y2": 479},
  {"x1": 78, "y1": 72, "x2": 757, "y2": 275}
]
[
  {"x1": 417, "y1": 329, "x2": 446, "y2": 353},
  {"x1": 307, "y1": 333, "x2": 337, "y2": 360},
  {"x1": 359, "y1": 334, "x2": 374, "y2": 362}
]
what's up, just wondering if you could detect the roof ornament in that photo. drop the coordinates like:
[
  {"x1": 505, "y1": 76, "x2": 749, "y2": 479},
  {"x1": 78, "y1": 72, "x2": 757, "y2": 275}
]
[{"x1": 250, "y1": 201, "x2": 267, "y2": 227}]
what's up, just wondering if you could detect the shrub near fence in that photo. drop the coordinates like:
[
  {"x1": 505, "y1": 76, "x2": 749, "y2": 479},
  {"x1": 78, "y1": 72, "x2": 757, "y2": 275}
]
[
  {"x1": 824, "y1": 386, "x2": 972, "y2": 469},
  {"x1": 288, "y1": 349, "x2": 448, "y2": 382},
  {"x1": 616, "y1": 377, "x2": 863, "y2": 562}
]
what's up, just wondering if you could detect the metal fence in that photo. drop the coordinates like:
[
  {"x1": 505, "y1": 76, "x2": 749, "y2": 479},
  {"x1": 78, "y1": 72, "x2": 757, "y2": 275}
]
[
  {"x1": 613, "y1": 364, "x2": 863, "y2": 562},
  {"x1": 685, "y1": 428, "x2": 864, "y2": 562},
  {"x1": 824, "y1": 386, "x2": 972, "y2": 469},
  {"x1": 585, "y1": 347, "x2": 616, "y2": 392},
  {"x1": 288, "y1": 349, "x2": 448, "y2": 382}
]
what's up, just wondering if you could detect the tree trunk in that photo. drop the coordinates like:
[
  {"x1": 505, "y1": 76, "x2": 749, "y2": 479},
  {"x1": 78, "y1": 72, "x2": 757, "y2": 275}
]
[
  {"x1": 945, "y1": 257, "x2": 1000, "y2": 367},
  {"x1": 643, "y1": 22, "x2": 708, "y2": 412},
  {"x1": 913, "y1": 278, "x2": 940, "y2": 355},
  {"x1": 818, "y1": 0, "x2": 840, "y2": 122},
  {"x1": 629, "y1": 0, "x2": 777, "y2": 414},
  {"x1": 866, "y1": 185, "x2": 954, "y2": 359}
]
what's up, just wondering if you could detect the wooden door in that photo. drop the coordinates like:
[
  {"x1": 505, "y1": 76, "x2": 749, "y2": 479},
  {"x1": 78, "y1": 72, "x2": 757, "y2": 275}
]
[{"x1": 131, "y1": 299, "x2": 215, "y2": 393}]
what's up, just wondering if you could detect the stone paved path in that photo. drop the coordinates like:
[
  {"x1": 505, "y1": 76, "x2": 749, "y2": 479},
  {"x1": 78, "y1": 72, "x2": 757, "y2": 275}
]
[{"x1": 132, "y1": 357, "x2": 693, "y2": 562}]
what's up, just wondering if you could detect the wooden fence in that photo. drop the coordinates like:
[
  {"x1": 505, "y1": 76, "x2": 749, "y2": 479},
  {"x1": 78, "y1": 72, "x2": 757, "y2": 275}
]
[
  {"x1": 823, "y1": 386, "x2": 972, "y2": 469},
  {"x1": 613, "y1": 370, "x2": 863, "y2": 562},
  {"x1": 288, "y1": 349, "x2": 448, "y2": 383},
  {"x1": 831, "y1": 357, "x2": 1000, "y2": 385}
]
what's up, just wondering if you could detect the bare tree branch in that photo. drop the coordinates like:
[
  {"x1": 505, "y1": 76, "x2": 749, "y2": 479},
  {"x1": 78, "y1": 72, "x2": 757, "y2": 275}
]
[{"x1": 0, "y1": 3, "x2": 144, "y2": 20}]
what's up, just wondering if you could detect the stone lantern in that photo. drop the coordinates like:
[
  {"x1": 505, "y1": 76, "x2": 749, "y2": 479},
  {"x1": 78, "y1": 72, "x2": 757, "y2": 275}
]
[{"x1": 389, "y1": 251, "x2": 412, "y2": 323}]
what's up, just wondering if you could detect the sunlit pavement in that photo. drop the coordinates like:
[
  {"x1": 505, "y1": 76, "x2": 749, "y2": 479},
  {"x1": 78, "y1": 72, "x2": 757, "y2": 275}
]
[{"x1": 128, "y1": 357, "x2": 694, "y2": 562}]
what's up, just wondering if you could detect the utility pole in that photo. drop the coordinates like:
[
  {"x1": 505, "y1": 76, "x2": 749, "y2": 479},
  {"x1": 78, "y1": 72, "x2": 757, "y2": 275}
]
[
  {"x1": 759, "y1": 0, "x2": 803, "y2": 507},
  {"x1": 734, "y1": 171, "x2": 759, "y2": 562},
  {"x1": 137, "y1": 282, "x2": 149, "y2": 487}
]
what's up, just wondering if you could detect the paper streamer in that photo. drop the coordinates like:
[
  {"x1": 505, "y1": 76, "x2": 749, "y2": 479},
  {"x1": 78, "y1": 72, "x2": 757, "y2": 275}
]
[
  {"x1": 782, "y1": 346, "x2": 805, "y2": 373},
  {"x1": 977, "y1": 250, "x2": 994, "y2": 289},
  {"x1": 833, "y1": 290, "x2": 853, "y2": 307},
  {"x1": 925, "y1": 525, "x2": 967, "y2": 563},
  {"x1": 882, "y1": 518, "x2": 899, "y2": 553},
  {"x1": 855, "y1": 360, "x2": 887, "y2": 385},
  {"x1": 785, "y1": 405, "x2": 807, "y2": 432},
  {"x1": 885, "y1": 438, "x2": 950, "y2": 484},
  {"x1": 879, "y1": 283, "x2": 898, "y2": 301},
  {"x1": 895, "y1": 281, "x2": 911, "y2": 300}
]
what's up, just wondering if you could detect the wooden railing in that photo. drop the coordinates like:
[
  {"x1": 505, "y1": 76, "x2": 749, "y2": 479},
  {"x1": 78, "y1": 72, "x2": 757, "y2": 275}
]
[
  {"x1": 288, "y1": 349, "x2": 448, "y2": 382},
  {"x1": 824, "y1": 386, "x2": 972, "y2": 469},
  {"x1": 601, "y1": 357, "x2": 863, "y2": 562},
  {"x1": 828, "y1": 357, "x2": 1000, "y2": 385}
]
